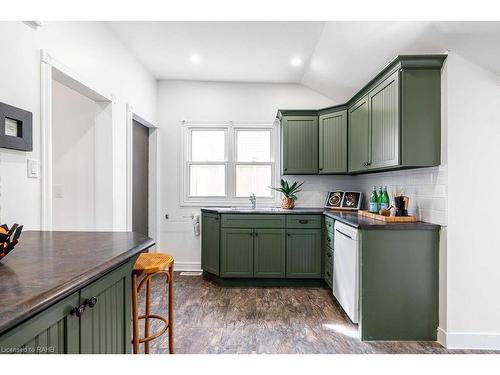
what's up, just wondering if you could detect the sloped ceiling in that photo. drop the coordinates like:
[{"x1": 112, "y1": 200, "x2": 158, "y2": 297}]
[{"x1": 107, "y1": 21, "x2": 500, "y2": 102}]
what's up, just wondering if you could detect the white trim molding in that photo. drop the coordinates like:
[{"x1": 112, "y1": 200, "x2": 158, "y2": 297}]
[
  {"x1": 438, "y1": 327, "x2": 500, "y2": 350},
  {"x1": 174, "y1": 261, "x2": 202, "y2": 272}
]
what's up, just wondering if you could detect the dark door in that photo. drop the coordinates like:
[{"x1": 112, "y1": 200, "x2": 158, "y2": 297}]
[{"x1": 132, "y1": 120, "x2": 149, "y2": 236}]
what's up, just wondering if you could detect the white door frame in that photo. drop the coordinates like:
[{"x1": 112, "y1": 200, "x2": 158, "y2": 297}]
[
  {"x1": 40, "y1": 50, "x2": 114, "y2": 230},
  {"x1": 126, "y1": 105, "x2": 159, "y2": 247}
]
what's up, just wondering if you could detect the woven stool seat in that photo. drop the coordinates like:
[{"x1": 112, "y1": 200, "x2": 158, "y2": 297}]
[
  {"x1": 133, "y1": 253, "x2": 174, "y2": 274},
  {"x1": 132, "y1": 251, "x2": 174, "y2": 354}
]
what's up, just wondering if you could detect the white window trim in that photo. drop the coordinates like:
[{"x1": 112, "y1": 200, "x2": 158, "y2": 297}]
[{"x1": 180, "y1": 121, "x2": 280, "y2": 207}]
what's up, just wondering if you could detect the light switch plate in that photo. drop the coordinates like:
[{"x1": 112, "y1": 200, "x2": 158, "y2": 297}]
[
  {"x1": 27, "y1": 159, "x2": 39, "y2": 178},
  {"x1": 53, "y1": 184, "x2": 64, "y2": 198}
]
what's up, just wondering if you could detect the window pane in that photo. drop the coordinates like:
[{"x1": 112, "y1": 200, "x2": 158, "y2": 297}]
[
  {"x1": 189, "y1": 165, "x2": 225, "y2": 196},
  {"x1": 236, "y1": 130, "x2": 271, "y2": 162},
  {"x1": 191, "y1": 130, "x2": 225, "y2": 161},
  {"x1": 236, "y1": 165, "x2": 272, "y2": 197}
]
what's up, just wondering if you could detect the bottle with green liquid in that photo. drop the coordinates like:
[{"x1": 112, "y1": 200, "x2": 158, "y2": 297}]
[
  {"x1": 380, "y1": 186, "x2": 390, "y2": 210},
  {"x1": 369, "y1": 186, "x2": 379, "y2": 213}
]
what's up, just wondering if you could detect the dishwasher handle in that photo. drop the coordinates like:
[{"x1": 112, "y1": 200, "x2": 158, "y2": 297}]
[{"x1": 335, "y1": 228, "x2": 353, "y2": 240}]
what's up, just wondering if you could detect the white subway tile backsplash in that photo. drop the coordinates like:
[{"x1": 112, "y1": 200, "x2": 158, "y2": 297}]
[{"x1": 283, "y1": 165, "x2": 448, "y2": 226}]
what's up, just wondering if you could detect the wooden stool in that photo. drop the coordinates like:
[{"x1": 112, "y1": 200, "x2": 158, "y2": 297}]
[{"x1": 132, "y1": 252, "x2": 174, "y2": 354}]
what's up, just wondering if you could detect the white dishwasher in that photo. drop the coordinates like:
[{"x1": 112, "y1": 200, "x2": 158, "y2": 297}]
[{"x1": 332, "y1": 221, "x2": 360, "y2": 324}]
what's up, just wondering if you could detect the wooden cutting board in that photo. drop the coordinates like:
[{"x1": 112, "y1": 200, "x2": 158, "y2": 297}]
[{"x1": 358, "y1": 210, "x2": 417, "y2": 223}]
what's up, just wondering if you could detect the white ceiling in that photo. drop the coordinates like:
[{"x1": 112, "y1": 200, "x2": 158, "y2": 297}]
[{"x1": 107, "y1": 21, "x2": 500, "y2": 102}]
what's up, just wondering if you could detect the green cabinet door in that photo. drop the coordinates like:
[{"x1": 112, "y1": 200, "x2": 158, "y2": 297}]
[
  {"x1": 319, "y1": 110, "x2": 347, "y2": 173},
  {"x1": 368, "y1": 71, "x2": 400, "y2": 170},
  {"x1": 253, "y1": 229, "x2": 286, "y2": 278},
  {"x1": 221, "y1": 228, "x2": 254, "y2": 277},
  {"x1": 201, "y1": 212, "x2": 220, "y2": 275},
  {"x1": 286, "y1": 229, "x2": 322, "y2": 278},
  {"x1": 282, "y1": 115, "x2": 318, "y2": 174},
  {"x1": 80, "y1": 261, "x2": 133, "y2": 354},
  {"x1": 348, "y1": 96, "x2": 370, "y2": 173},
  {"x1": 0, "y1": 292, "x2": 80, "y2": 354}
]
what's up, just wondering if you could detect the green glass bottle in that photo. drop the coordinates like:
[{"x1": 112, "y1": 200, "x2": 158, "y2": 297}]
[
  {"x1": 369, "y1": 186, "x2": 379, "y2": 213},
  {"x1": 380, "y1": 186, "x2": 390, "y2": 210}
]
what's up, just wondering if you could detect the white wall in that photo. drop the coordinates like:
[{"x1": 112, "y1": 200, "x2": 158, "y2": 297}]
[
  {"x1": 0, "y1": 21, "x2": 157, "y2": 229},
  {"x1": 444, "y1": 52, "x2": 500, "y2": 349},
  {"x1": 52, "y1": 80, "x2": 97, "y2": 230},
  {"x1": 157, "y1": 80, "x2": 334, "y2": 269}
]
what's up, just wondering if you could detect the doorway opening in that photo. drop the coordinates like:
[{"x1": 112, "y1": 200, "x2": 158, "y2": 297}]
[{"x1": 41, "y1": 51, "x2": 114, "y2": 231}]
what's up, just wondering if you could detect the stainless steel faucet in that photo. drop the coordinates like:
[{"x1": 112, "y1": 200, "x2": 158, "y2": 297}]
[{"x1": 249, "y1": 193, "x2": 256, "y2": 209}]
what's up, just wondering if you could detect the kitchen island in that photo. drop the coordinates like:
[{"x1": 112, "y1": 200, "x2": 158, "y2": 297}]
[{"x1": 0, "y1": 231, "x2": 154, "y2": 354}]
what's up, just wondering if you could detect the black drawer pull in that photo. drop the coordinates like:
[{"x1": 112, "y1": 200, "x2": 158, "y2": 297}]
[
  {"x1": 71, "y1": 304, "x2": 86, "y2": 317},
  {"x1": 327, "y1": 237, "x2": 331, "y2": 242},
  {"x1": 326, "y1": 271, "x2": 331, "y2": 277},
  {"x1": 326, "y1": 252, "x2": 332, "y2": 258},
  {"x1": 298, "y1": 219, "x2": 309, "y2": 224},
  {"x1": 85, "y1": 296, "x2": 98, "y2": 308}
]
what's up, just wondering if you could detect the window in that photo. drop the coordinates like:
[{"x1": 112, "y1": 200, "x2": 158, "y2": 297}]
[{"x1": 182, "y1": 123, "x2": 278, "y2": 205}]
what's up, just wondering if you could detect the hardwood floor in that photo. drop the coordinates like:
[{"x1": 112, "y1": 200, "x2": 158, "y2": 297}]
[{"x1": 136, "y1": 272, "x2": 497, "y2": 354}]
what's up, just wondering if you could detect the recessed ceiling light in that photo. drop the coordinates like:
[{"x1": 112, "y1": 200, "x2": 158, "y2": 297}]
[
  {"x1": 190, "y1": 54, "x2": 201, "y2": 64},
  {"x1": 291, "y1": 57, "x2": 302, "y2": 67}
]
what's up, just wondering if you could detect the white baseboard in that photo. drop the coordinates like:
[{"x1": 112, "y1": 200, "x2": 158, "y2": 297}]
[
  {"x1": 438, "y1": 327, "x2": 500, "y2": 350},
  {"x1": 174, "y1": 261, "x2": 202, "y2": 272}
]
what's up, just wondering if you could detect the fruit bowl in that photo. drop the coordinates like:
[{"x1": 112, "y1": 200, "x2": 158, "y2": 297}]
[{"x1": 0, "y1": 224, "x2": 23, "y2": 261}]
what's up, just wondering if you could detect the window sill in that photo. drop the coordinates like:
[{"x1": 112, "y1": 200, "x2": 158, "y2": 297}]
[{"x1": 180, "y1": 199, "x2": 278, "y2": 208}]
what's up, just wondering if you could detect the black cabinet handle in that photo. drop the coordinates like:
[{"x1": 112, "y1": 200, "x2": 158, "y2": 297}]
[
  {"x1": 287, "y1": 233, "x2": 291, "y2": 237},
  {"x1": 255, "y1": 233, "x2": 258, "y2": 237},
  {"x1": 249, "y1": 233, "x2": 253, "y2": 236},
  {"x1": 327, "y1": 252, "x2": 332, "y2": 258},
  {"x1": 298, "y1": 220, "x2": 309, "y2": 224},
  {"x1": 327, "y1": 237, "x2": 331, "y2": 242},
  {"x1": 326, "y1": 271, "x2": 331, "y2": 277},
  {"x1": 85, "y1": 296, "x2": 98, "y2": 308},
  {"x1": 71, "y1": 304, "x2": 86, "y2": 317}
]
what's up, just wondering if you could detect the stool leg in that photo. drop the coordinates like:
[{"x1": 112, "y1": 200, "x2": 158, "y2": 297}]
[
  {"x1": 144, "y1": 277, "x2": 151, "y2": 354},
  {"x1": 132, "y1": 273, "x2": 139, "y2": 354},
  {"x1": 168, "y1": 264, "x2": 174, "y2": 354}
]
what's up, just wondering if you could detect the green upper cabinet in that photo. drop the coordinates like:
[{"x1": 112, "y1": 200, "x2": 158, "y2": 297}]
[
  {"x1": 201, "y1": 212, "x2": 220, "y2": 276},
  {"x1": 278, "y1": 55, "x2": 445, "y2": 175},
  {"x1": 368, "y1": 71, "x2": 399, "y2": 170},
  {"x1": 319, "y1": 109, "x2": 347, "y2": 174},
  {"x1": 348, "y1": 96, "x2": 370, "y2": 173},
  {"x1": 253, "y1": 229, "x2": 286, "y2": 278},
  {"x1": 281, "y1": 114, "x2": 318, "y2": 174},
  {"x1": 221, "y1": 228, "x2": 254, "y2": 277}
]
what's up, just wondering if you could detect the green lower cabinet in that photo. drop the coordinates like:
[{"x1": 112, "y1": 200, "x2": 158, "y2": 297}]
[
  {"x1": 201, "y1": 212, "x2": 220, "y2": 275},
  {"x1": 360, "y1": 229, "x2": 439, "y2": 341},
  {"x1": 80, "y1": 261, "x2": 132, "y2": 354},
  {"x1": 221, "y1": 228, "x2": 254, "y2": 277},
  {"x1": 286, "y1": 229, "x2": 322, "y2": 278},
  {"x1": 253, "y1": 229, "x2": 286, "y2": 278},
  {"x1": 0, "y1": 260, "x2": 135, "y2": 354},
  {"x1": 0, "y1": 292, "x2": 80, "y2": 354},
  {"x1": 324, "y1": 258, "x2": 333, "y2": 289}
]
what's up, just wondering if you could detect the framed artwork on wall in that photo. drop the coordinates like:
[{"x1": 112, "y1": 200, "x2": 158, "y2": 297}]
[
  {"x1": 0, "y1": 102, "x2": 33, "y2": 151},
  {"x1": 325, "y1": 191, "x2": 362, "y2": 211}
]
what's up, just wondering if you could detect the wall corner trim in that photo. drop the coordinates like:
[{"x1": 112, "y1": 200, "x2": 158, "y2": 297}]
[{"x1": 439, "y1": 328, "x2": 500, "y2": 350}]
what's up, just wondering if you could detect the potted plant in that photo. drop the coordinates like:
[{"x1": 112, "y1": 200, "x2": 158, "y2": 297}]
[{"x1": 270, "y1": 179, "x2": 304, "y2": 209}]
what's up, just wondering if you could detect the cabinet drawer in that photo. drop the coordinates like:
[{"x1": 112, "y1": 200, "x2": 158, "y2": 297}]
[
  {"x1": 325, "y1": 216, "x2": 334, "y2": 233},
  {"x1": 325, "y1": 246, "x2": 333, "y2": 265},
  {"x1": 221, "y1": 214, "x2": 285, "y2": 228},
  {"x1": 286, "y1": 215, "x2": 322, "y2": 229},
  {"x1": 324, "y1": 261, "x2": 333, "y2": 289},
  {"x1": 325, "y1": 229, "x2": 333, "y2": 249}
]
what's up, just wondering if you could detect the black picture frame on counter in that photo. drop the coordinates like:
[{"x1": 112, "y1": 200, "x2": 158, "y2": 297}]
[{"x1": 0, "y1": 102, "x2": 33, "y2": 151}]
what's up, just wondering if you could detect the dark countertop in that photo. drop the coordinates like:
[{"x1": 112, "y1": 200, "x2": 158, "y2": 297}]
[
  {"x1": 0, "y1": 231, "x2": 154, "y2": 335},
  {"x1": 202, "y1": 207, "x2": 440, "y2": 230}
]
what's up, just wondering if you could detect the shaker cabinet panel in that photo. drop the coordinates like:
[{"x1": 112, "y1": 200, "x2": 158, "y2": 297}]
[
  {"x1": 368, "y1": 71, "x2": 400, "y2": 170},
  {"x1": 221, "y1": 228, "x2": 254, "y2": 277},
  {"x1": 253, "y1": 229, "x2": 286, "y2": 278},
  {"x1": 348, "y1": 96, "x2": 370, "y2": 173},
  {"x1": 282, "y1": 116, "x2": 318, "y2": 174},
  {"x1": 319, "y1": 110, "x2": 347, "y2": 174},
  {"x1": 201, "y1": 212, "x2": 220, "y2": 275}
]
